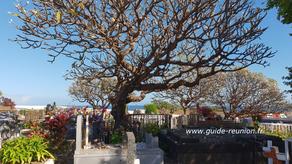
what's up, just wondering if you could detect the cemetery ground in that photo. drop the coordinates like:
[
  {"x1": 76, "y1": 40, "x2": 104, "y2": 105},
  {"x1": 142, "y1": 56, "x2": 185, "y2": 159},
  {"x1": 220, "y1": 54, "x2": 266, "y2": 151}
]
[{"x1": 0, "y1": 105, "x2": 292, "y2": 164}]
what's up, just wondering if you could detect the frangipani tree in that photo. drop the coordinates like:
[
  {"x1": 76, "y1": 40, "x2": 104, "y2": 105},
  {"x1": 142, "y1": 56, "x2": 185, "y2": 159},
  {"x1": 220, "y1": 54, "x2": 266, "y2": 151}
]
[
  {"x1": 14, "y1": 0, "x2": 274, "y2": 128},
  {"x1": 154, "y1": 72, "x2": 221, "y2": 114},
  {"x1": 69, "y1": 78, "x2": 115, "y2": 109},
  {"x1": 209, "y1": 69, "x2": 285, "y2": 118}
]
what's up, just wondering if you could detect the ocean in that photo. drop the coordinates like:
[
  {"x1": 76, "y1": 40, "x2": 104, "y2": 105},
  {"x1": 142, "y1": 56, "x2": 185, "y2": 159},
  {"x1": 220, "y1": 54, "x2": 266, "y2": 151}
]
[{"x1": 15, "y1": 105, "x2": 145, "y2": 111}]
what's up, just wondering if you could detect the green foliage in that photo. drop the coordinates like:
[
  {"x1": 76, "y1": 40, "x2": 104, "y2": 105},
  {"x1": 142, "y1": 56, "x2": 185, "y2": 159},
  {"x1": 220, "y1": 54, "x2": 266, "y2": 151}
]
[
  {"x1": 260, "y1": 127, "x2": 292, "y2": 140},
  {"x1": 22, "y1": 120, "x2": 41, "y2": 130},
  {"x1": 251, "y1": 115, "x2": 262, "y2": 130},
  {"x1": 283, "y1": 67, "x2": 292, "y2": 94},
  {"x1": 267, "y1": 0, "x2": 292, "y2": 24},
  {"x1": 144, "y1": 103, "x2": 158, "y2": 114},
  {"x1": 152, "y1": 100, "x2": 180, "y2": 114},
  {"x1": 0, "y1": 136, "x2": 55, "y2": 164},
  {"x1": 23, "y1": 121, "x2": 32, "y2": 129},
  {"x1": 160, "y1": 122, "x2": 169, "y2": 129},
  {"x1": 145, "y1": 123, "x2": 160, "y2": 136},
  {"x1": 24, "y1": 121, "x2": 48, "y2": 138},
  {"x1": 110, "y1": 131, "x2": 123, "y2": 144},
  {"x1": 18, "y1": 109, "x2": 27, "y2": 116}
]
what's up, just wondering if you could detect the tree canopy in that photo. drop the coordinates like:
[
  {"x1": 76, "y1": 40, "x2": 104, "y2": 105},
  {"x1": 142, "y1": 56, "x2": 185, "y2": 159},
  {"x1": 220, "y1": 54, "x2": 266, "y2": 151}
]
[
  {"x1": 208, "y1": 69, "x2": 285, "y2": 118},
  {"x1": 144, "y1": 103, "x2": 158, "y2": 114},
  {"x1": 69, "y1": 78, "x2": 115, "y2": 109},
  {"x1": 14, "y1": 0, "x2": 274, "y2": 127},
  {"x1": 154, "y1": 71, "x2": 220, "y2": 114},
  {"x1": 267, "y1": 0, "x2": 292, "y2": 36},
  {"x1": 283, "y1": 67, "x2": 292, "y2": 94},
  {"x1": 267, "y1": 0, "x2": 292, "y2": 24},
  {"x1": 151, "y1": 99, "x2": 180, "y2": 114}
]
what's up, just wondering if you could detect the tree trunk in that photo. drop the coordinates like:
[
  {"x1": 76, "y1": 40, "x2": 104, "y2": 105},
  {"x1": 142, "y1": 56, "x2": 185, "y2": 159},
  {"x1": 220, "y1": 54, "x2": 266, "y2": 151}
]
[
  {"x1": 183, "y1": 108, "x2": 186, "y2": 115},
  {"x1": 110, "y1": 86, "x2": 141, "y2": 129},
  {"x1": 111, "y1": 100, "x2": 128, "y2": 129},
  {"x1": 222, "y1": 108, "x2": 230, "y2": 119},
  {"x1": 224, "y1": 113, "x2": 230, "y2": 119},
  {"x1": 196, "y1": 103, "x2": 200, "y2": 113}
]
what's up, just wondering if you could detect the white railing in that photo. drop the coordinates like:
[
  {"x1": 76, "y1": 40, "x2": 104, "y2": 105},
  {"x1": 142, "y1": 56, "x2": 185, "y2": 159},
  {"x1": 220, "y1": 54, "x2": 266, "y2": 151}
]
[{"x1": 259, "y1": 123, "x2": 292, "y2": 133}]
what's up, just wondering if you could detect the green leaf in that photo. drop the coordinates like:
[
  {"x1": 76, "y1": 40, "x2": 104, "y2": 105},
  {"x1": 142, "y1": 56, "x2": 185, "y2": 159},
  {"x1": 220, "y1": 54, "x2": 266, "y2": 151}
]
[
  {"x1": 56, "y1": 11, "x2": 62, "y2": 23},
  {"x1": 78, "y1": 2, "x2": 85, "y2": 10},
  {"x1": 0, "y1": 136, "x2": 54, "y2": 163},
  {"x1": 10, "y1": 13, "x2": 19, "y2": 17},
  {"x1": 37, "y1": 152, "x2": 41, "y2": 161},
  {"x1": 69, "y1": 8, "x2": 79, "y2": 16}
]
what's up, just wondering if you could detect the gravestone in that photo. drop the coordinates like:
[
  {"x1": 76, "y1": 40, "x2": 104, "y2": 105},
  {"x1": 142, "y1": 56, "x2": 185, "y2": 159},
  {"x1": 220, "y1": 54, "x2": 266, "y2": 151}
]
[
  {"x1": 182, "y1": 115, "x2": 188, "y2": 126},
  {"x1": 171, "y1": 115, "x2": 180, "y2": 129},
  {"x1": 137, "y1": 137, "x2": 164, "y2": 164},
  {"x1": 75, "y1": 115, "x2": 83, "y2": 154},
  {"x1": 126, "y1": 132, "x2": 136, "y2": 164},
  {"x1": 84, "y1": 115, "x2": 91, "y2": 149}
]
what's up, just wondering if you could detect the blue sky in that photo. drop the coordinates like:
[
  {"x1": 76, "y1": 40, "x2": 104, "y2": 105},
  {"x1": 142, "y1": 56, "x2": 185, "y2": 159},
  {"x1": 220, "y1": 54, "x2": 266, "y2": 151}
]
[{"x1": 0, "y1": 1, "x2": 291, "y2": 106}]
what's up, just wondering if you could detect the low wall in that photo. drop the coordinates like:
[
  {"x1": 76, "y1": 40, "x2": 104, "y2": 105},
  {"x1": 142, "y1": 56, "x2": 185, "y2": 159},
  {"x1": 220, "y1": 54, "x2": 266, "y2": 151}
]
[{"x1": 74, "y1": 149, "x2": 127, "y2": 164}]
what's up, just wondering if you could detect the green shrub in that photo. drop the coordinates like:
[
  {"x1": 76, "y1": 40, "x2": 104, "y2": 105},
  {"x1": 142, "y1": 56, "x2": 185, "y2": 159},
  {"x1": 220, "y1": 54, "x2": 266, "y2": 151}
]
[
  {"x1": 160, "y1": 122, "x2": 169, "y2": 129},
  {"x1": 152, "y1": 100, "x2": 180, "y2": 114},
  {"x1": 260, "y1": 128, "x2": 292, "y2": 140},
  {"x1": 110, "y1": 131, "x2": 123, "y2": 144},
  {"x1": 145, "y1": 123, "x2": 160, "y2": 136},
  {"x1": 144, "y1": 103, "x2": 158, "y2": 114},
  {"x1": 18, "y1": 109, "x2": 27, "y2": 116},
  {"x1": 0, "y1": 136, "x2": 54, "y2": 164}
]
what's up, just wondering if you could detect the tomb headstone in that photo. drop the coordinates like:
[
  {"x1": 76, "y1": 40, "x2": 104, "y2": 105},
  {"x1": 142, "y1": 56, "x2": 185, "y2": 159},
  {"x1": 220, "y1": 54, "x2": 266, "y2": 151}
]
[
  {"x1": 126, "y1": 132, "x2": 136, "y2": 164},
  {"x1": 75, "y1": 115, "x2": 83, "y2": 154}
]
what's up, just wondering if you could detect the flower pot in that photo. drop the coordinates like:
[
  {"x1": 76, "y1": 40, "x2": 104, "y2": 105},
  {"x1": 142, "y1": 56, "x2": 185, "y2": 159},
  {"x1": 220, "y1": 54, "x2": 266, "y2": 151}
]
[{"x1": 20, "y1": 129, "x2": 32, "y2": 137}]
